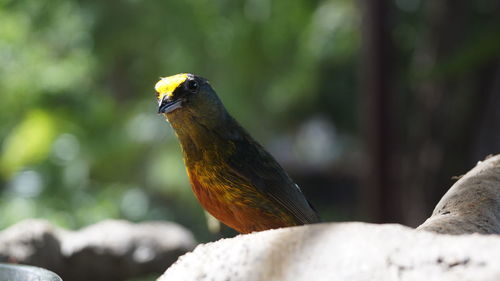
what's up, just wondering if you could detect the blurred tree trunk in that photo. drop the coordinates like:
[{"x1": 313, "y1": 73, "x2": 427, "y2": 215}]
[
  {"x1": 473, "y1": 64, "x2": 500, "y2": 160},
  {"x1": 359, "y1": 0, "x2": 402, "y2": 223},
  {"x1": 400, "y1": 0, "x2": 454, "y2": 226},
  {"x1": 401, "y1": 1, "x2": 500, "y2": 226}
]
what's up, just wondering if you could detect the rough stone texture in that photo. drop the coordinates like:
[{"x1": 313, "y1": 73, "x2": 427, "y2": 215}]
[
  {"x1": 159, "y1": 222, "x2": 500, "y2": 281},
  {"x1": 0, "y1": 219, "x2": 196, "y2": 281},
  {"x1": 418, "y1": 154, "x2": 500, "y2": 234}
]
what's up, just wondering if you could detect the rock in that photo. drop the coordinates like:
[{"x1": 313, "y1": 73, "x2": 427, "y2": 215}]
[
  {"x1": 418, "y1": 154, "x2": 500, "y2": 234},
  {"x1": 59, "y1": 220, "x2": 196, "y2": 281},
  {"x1": 0, "y1": 219, "x2": 196, "y2": 281},
  {"x1": 0, "y1": 219, "x2": 63, "y2": 271},
  {"x1": 159, "y1": 222, "x2": 500, "y2": 281}
]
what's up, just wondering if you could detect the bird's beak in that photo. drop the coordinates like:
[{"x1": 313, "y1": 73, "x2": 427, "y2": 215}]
[{"x1": 158, "y1": 96, "x2": 183, "y2": 114}]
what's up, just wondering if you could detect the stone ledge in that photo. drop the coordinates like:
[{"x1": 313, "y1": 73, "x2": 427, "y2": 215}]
[{"x1": 159, "y1": 222, "x2": 500, "y2": 281}]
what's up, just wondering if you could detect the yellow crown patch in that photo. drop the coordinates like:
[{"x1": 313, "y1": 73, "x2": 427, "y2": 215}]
[{"x1": 155, "y1": 73, "x2": 189, "y2": 100}]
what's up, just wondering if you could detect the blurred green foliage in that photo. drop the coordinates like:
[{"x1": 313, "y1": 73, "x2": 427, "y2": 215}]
[{"x1": 0, "y1": 0, "x2": 359, "y2": 240}]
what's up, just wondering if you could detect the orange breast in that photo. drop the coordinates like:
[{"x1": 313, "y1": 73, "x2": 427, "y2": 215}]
[{"x1": 188, "y1": 172, "x2": 298, "y2": 233}]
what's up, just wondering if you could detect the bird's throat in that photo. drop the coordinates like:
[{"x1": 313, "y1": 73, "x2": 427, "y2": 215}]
[{"x1": 166, "y1": 111, "x2": 239, "y2": 168}]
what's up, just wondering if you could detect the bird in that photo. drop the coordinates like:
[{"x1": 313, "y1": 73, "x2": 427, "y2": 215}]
[{"x1": 155, "y1": 73, "x2": 320, "y2": 234}]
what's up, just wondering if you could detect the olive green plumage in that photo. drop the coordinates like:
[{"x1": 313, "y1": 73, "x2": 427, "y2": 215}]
[{"x1": 156, "y1": 73, "x2": 319, "y2": 233}]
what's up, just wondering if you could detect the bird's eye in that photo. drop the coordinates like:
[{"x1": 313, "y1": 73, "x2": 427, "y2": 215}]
[{"x1": 186, "y1": 79, "x2": 199, "y2": 93}]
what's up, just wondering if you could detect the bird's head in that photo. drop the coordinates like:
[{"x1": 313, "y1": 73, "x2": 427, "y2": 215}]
[{"x1": 155, "y1": 73, "x2": 227, "y2": 125}]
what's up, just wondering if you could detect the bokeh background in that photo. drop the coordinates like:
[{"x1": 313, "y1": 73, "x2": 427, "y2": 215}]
[{"x1": 1, "y1": 0, "x2": 499, "y2": 249}]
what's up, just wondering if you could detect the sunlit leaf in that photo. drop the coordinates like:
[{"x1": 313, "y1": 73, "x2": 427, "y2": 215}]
[{"x1": 1, "y1": 109, "x2": 57, "y2": 178}]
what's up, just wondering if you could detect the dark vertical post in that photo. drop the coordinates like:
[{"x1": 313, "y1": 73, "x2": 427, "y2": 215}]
[{"x1": 360, "y1": 0, "x2": 400, "y2": 222}]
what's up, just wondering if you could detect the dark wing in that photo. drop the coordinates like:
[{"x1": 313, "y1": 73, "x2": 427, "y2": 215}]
[{"x1": 226, "y1": 129, "x2": 320, "y2": 224}]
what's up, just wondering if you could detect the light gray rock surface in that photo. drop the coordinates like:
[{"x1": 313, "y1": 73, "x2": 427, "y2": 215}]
[
  {"x1": 159, "y1": 222, "x2": 500, "y2": 281},
  {"x1": 0, "y1": 219, "x2": 196, "y2": 281},
  {"x1": 418, "y1": 154, "x2": 500, "y2": 234}
]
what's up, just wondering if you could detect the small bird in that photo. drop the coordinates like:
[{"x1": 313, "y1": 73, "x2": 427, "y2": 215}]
[{"x1": 155, "y1": 73, "x2": 319, "y2": 233}]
